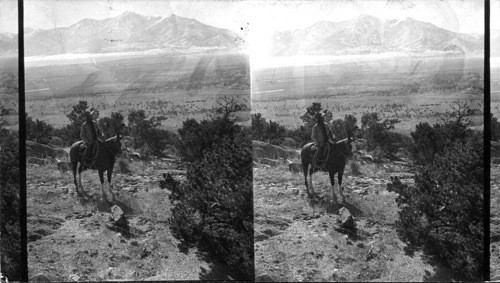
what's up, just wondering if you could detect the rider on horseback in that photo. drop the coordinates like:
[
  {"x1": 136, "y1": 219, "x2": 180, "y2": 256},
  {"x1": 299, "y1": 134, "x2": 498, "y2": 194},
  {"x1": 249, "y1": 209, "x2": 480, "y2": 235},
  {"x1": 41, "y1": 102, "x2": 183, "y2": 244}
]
[
  {"x1": 311, "y1": 112, "x2": 335, "y2": 169},
  {"x1": 80, "y1": 108, "x2": 104, "y2": 169}
]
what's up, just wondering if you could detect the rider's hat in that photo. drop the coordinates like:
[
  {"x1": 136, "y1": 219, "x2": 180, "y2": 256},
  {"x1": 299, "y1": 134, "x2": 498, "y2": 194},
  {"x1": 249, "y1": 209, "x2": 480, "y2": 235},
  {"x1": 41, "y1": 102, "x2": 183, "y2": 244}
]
[
  {"x1": 315, "y1": 112, "x2": 323, "y2": 121},
  {"x1": 83, "y1": 111, "x2": 92, "y2": 119}
]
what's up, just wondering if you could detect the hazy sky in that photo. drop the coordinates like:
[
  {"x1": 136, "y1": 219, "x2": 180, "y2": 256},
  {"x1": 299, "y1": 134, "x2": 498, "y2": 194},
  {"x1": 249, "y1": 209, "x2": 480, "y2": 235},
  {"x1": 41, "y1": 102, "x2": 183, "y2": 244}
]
[
  {"x1": 245, "y1": 0, "x2": 485, "y2": 55},
  {"x1": 1, "y1": 0, "x2": 490, "y2": 53},
  {"x1": 0, "y1": 0, "x2": 18, "y2": 33},
  {"x1": 493, "y1": 0, "x2": 500, "y2": 33},
  {"x1": 20, "y1": 0, "x2": 484, "y2": 32}
]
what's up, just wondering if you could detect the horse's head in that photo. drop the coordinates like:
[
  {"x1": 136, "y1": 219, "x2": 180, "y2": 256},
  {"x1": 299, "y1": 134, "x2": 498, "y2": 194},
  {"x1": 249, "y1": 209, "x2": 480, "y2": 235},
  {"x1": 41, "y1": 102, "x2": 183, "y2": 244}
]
[
  {"x1": 346, "y1": 136, "x2": 353, "y2": 158},
  {"x1": 336, "y1": 136, "x2": 353, "y2": 159},
  {"x1": 105, "y1": 123, "x2": 127, "y2": 157},
  {"x1": 119, "y1": 133, "x2": 128, "y2": 154}
]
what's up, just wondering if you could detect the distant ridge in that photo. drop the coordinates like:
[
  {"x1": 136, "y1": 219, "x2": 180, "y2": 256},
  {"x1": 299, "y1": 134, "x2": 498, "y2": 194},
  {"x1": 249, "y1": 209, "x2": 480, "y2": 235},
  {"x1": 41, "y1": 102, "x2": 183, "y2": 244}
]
[
  {"x1": 0, "y1": 32, "x2": 18, "y2": 54},
  {"x1": 9, "y1": 12, "x2": 243, "y2": 56},
  {"x1": 269, "y1": 14, "x2": 483, "y2": 56}
]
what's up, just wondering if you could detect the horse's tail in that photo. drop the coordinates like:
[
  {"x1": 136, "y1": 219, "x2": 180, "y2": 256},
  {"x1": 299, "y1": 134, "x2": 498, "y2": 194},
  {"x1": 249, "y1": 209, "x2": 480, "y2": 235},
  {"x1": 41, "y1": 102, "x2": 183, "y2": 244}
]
[
  {"x1": 69, "y1": 141, "x2": 86, "y2": 164},
  {"x1": 301, "y1": 142, "x2": 314, "y2": 188},
  {"x1": 300, "y1": 143, "x2": 313, "y2": 168},
  {"x1": 69, "y1": 141, "x2": 82, "y2": 190},
  {"x1": 69, "y1": 141, "x2": 80, "y2": 162}
]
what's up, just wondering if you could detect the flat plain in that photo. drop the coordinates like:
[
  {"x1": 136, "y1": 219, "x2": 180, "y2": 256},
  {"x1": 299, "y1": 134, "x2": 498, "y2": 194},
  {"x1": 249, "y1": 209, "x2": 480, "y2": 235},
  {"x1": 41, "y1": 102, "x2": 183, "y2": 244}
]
[
  {"x1": 0, "y1": 55, "x2": 19, "y2": 127},
  {"x1": 26, "y1": 52, "x2": 250, "y2": 130},
  {"x1": 252, "y1": 53, "x2": 484, "y2": 134}
]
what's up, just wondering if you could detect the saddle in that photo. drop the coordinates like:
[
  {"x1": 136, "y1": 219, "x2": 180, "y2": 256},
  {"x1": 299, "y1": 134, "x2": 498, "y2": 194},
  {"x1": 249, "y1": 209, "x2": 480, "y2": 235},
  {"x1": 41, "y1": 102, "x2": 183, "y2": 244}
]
[
  {"x1": 77, "y1": 142, "x2": 87, "y2": 154},
  {"x1": 311, "y1": 143, "x2": 330, "y2": 170},
  {"x1": 78, "y1": 141, "x2": 99, "y2": 169}
]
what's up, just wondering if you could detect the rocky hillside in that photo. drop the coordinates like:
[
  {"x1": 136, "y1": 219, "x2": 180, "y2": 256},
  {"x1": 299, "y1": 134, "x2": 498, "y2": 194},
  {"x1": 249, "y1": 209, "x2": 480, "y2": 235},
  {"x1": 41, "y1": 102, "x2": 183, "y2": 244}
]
[
  {"x1": 0, "y1": 32, "x2": 17, "y2": 54},
  {"x1": 252, "y1": 141, "x2": 453, "y2": 281},
  {"x1": 26, "y1": 142, "x2": 236, "y2": 281}
]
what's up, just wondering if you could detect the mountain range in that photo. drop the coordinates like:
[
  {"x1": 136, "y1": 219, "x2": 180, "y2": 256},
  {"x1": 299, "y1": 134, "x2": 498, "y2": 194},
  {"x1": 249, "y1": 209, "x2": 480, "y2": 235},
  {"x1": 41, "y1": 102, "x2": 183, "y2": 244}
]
[
  {"x1": 0, "y1": 33, "x2": 18, "y2": 54},
  {"x1": 269, "y1": 14, "x2": 483, "y2": 56},
  {"x1": 14, "y1": 12, "x2": 243, "y2": 56},
  {"x1": 0, "y1": 13, "x2": 487, "y2": 57}
]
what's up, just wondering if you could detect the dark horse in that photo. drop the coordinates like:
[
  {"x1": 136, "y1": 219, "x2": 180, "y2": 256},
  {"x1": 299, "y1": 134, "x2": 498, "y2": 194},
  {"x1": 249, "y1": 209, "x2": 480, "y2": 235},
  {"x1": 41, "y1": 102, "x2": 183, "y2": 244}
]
[
  {"x1": 69, "y1": 134, "x2": 126, "y2": 201},
  {"x1": 300, "y1": 137, "x2": 353, "y2": 204}
]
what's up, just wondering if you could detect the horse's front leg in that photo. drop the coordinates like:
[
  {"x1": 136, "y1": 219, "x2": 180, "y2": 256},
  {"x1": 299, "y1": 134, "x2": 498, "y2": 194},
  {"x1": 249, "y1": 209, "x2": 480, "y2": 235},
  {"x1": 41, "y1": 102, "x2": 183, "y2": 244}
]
[
  {"x1": 335, "y1": 170, "x2": 345, "y2": 205},
  {"x1": 107, "y1": 169, "x2": 115, "y2": 201},
  {"x1": 72, "y1": 161, "x2": 79, "y2": 196},
  {"x1": 328, "y1": 171, "x2": 336, "y2": 200},
  {"x1": 98, "y1": 170, "x2": 108, "y2": 201},
  {"x1": 77, "y1": 163, "x2": 89, "y2": 198},
  {"x1": 308, "y1": 164, "x2": 316, "y2": 198}
]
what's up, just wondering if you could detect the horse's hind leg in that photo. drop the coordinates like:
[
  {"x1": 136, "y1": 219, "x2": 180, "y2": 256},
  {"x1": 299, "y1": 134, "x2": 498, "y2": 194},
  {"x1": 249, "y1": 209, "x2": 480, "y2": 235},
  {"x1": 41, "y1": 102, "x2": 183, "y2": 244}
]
[
  {"x1": 72, "y1": 161, "x2": 79, "y2": 196},
  {"x1": 303, "y1": 163, "x2": 309, "y2": 196},
  {"x1": 308, "y1": 164, "x2": 316, "y2": 198},
  {"x1": 106, "y1": 169, "x2": 115, "y2": 201},
  {"x1": 77, "y1": 164, "x2": 89, "y2": 198},
  {"x1": 337, "y1": 170, "x2": 345, "y2": 205},
  {"x1": 330, "y1": 171, "x2": 344, "y2": 205},
  {"x1": 98, "y1": 170, "x2": 109, "y2": 202}
]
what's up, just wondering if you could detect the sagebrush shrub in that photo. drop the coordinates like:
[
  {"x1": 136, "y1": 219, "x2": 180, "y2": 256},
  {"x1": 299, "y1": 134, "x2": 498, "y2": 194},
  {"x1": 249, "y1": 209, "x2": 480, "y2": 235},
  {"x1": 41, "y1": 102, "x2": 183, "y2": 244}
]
[
  {"x1": 492, "y1": 114, "x2": 500, "y2": 142},
  {"x1": 389, "y1": 132, "x2": 483, "y2": 280},
  {"x1": 163, "y1": 136, "x2": 253, "y2": 278},
  {"x1": 0, "y1": 129, "x2": 21, "y2": 281},
  {"x1": 285, "y1": 125, "x2": 309, "y2": 148},
  {"x1": 349, "y1": 161, "x2": 362, "y2": 176},
  {"x1": 128, "y1": 109, "x2": 178, "y2": 157},
  {"x1": 166, "y1": 103, "x2": 253, "y2": 279},
  {"x1": 26, "y1": 114, "x2": 54, "y2": 145},
  {"x1": 117, "y1": 158, "x2": 131, "y2": 174},
  {"x1": 251, "y1": 113, "x2": 287, "y2": 145},
  {"x1": 360, "y1": 112, "x2": 402, "y2": 158},
  {"x1": 410, "y1": 121, "x2": 469, "y2": 166}
]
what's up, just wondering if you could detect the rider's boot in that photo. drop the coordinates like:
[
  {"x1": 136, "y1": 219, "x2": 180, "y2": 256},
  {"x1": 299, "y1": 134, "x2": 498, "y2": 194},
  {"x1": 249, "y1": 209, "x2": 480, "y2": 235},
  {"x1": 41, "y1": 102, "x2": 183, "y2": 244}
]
[{"x1": 82, "y1": 145, "x2": 92, "y2": 170}]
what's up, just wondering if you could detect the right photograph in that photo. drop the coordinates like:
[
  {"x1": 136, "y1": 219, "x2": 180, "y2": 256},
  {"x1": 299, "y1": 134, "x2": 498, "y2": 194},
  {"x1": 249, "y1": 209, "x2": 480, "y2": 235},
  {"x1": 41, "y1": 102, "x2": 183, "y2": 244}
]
[{"x1": 250, "y1": 0, "x2": 484, "y2": 281}]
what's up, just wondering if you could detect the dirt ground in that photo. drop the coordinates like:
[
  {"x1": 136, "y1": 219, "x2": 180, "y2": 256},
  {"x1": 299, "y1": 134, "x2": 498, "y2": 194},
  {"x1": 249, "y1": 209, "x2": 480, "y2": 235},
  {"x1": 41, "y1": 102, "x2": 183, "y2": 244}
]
[
  {"x1": 27, "y1": 157, "x2": 236, "y2": 281},
  {"x1": 254, "y1": 158, "x2": 454, "y2": 282}
]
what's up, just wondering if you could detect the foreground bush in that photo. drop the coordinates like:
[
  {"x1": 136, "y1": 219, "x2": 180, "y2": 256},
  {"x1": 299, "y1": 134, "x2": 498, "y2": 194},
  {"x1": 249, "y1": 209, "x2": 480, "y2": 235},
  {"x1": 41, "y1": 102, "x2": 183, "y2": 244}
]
[
  {"x1": 0, "y1": 128, "x2": 21, "y2": 281},
  {"x1": 251, "y1": 113, "x2": 286, "y2": 145},
  {"x1": 26, "y1": 113, "x2": 54, "y2": 145},
  {"x1": 177, "y1": 117, "x2": 238, "y2": 162},
  {"x1": 492, "y1": 113, "x2": 500, "y2": 142},
  {"x1": 410, "y1": 102, "x2": 477, "y2": 166},
  {"x1": 163, "y1": 97, "x2": 253, "y2": 278},
  {"x1": 163, "y1": 137, "x2": 252, "y2": 277},
  {"x1": 361, "y1": 112, "x2": 402, "y2": 158},
  {"x1": 388, "y1": 131, "x2": 483, "y2": 280}
]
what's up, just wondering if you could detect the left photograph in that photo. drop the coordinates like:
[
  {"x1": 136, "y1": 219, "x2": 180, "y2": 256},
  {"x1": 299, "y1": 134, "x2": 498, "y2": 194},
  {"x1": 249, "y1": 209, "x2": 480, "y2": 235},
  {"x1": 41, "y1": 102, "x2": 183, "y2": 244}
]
[
  {"x1": 24, "y1": 0, "x2": 252, "y2": 281},
  {"x1": 0, "y1": 0, "x2": 20, "y2": 281},
  {"x1": 0, "y1": 0, "x2": 22, "y2": 282}
]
